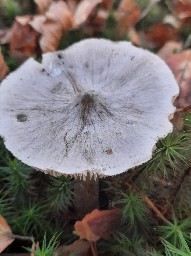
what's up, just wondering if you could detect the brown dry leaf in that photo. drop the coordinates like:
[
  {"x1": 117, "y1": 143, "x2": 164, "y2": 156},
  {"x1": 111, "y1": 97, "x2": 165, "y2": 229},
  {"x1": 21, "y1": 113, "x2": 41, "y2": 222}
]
[
  {"x1": 34, "y1": 0, "x2": 53, "y2": 13},
  {"x1": 0, "y1": 49, "x2": 9, "y2": 81},
  {"x1": 67, "y1": 0, "x2": 79, "y2": 12},
  {"x1": 74, "y1": 208, "x2": 121, "y2": 242},
  {"x1": 74, "y1": 0, "x2": 102, "y2": 27},
  {"x1": 10, "y1": 16, "x2": 40, "y2": 57},
  {"x1": 55, "y1": 240, "x2": 91, "y2": 256},
  {"x1": 101, "y1": 0, "x2": 114, "y2": 9},
  {"x1": 0, "y1": 215, "x2": 14, "y2": 253},
  {"x1": 128, "y1": 27, "x2": 141, "y2": 46},
  {"x1": 114, "y1": 0, "x2": 141, "y2": 36},
  {"x1": 172, "y1": 0, "x2": 191, "y2": 24},
  {"x1": 30, "y1": 1, "x2": 74, "y2": 52},
  {"x1": 158, "y1": 41, "x2": 182, "y2": 60},
  {"x1": 143, "y1": 23, "x2": 178, "y2": 48},
  {"x1": 165, "y1": 50, "x2": 191, "y2": 109},
  {"x1": 83, "y1": 9, "x2": 109, "y2": 35},
  {"x1": 0, "y1": 28, "x2": 12, "y2": 45}
]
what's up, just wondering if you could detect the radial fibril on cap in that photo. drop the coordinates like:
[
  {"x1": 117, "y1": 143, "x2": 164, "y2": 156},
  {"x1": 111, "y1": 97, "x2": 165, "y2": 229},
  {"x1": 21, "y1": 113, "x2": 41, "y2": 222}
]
[{"x1": 0, "y1": 39, "x2": 179, "y2": 178}]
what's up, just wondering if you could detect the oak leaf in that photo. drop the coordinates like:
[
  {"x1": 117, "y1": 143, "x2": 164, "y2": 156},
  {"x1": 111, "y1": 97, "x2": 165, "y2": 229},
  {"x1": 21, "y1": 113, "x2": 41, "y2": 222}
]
[
  {"x1": 0, "y1": 49, "x2": 9, "y2": 81},
  {"x1": 0, "y1": 215, "x2": 14, "y2": 253},
  {"x1": 74, "y1": 208, "x2": 121, "y2": 242}
]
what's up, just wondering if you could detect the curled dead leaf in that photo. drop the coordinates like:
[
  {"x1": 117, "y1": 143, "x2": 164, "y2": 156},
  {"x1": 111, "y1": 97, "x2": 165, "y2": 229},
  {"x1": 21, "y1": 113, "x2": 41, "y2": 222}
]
[
  {"x1": 0, "y1": 215, "x2": 14, "y2": 253},
  {"x1": 0, "y1": 49, "x2": 9, "y2": 81},
  {"x1": 74, "y1": 208, "x2": 121, "y2": 242}
]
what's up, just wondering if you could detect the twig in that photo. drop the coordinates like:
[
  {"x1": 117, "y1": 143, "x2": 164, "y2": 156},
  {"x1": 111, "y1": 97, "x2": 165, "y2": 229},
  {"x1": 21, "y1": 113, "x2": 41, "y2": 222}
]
[
  {"x1": 142, "y1": 195, "x2": 166, "y2": 221},
  {"x1": 8, "y1": 233, "x2": 33, "y2": 241},
  {"x1": 141, "y1": 0, "x2": 161, "y2": 19}
]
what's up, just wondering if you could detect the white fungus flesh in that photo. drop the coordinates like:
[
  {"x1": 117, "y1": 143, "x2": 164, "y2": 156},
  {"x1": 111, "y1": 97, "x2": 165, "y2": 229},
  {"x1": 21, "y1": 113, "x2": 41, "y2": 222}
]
[{"x1": 0, "y1": 39, "x2": 179, "y2": 178}]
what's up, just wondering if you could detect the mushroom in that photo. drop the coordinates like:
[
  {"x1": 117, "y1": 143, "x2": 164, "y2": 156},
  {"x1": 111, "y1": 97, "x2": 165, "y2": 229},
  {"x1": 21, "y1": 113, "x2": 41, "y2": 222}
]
[
  {"x1": 0, "y1": 38, "x2": 179, "y2": 180},
  {"x1": 0, "y1": 38, "x2": 179, "y2": 217}
]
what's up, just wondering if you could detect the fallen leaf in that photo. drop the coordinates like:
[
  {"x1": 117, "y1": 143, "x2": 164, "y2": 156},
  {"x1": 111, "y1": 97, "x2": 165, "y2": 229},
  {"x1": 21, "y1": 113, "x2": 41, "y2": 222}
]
[
  {"x1": 0, "y1": 49, "x2": 9, "y2": 81},
  {"x1": 143, "y1": 23, "x2": 178, "y2": 48},
  {"x1": 171, "y1": 111, "x2": 185, "y2": 131},
  {"x1": 34, "y1": 0, "x2": 53, "y2": 13},
  {"x1": 101, "y1": 0, "x2": 114, "y2": 10},
  {"x1": 74, "y1": 0, "x2": 102, "y2": 26},
  {"x1": 83, "y1": 9, "x2": 109, "y2": 35},
  {"x1": 67, "y1": 0, "x2": 79, "y2": 12},
  {"x1": 165, "y1": 50, "x2": 191, "y2": 109},
  {"x1": 74, "y1": 208, "x2": 121, "y2": 242},
  {"x1": 30, "y1": 1, "x2": 74, "y2": 52},
  {"x1": 128, "y1": 27, "x2": 141, "y2": 46},
  {"x1": 172, "y1": 0, "x2": 191, "y2": 24},
  {"x1": 114, "y1": 0, "x2": 141, "y2": 36},
  {"x1": 10, "y1": 16, "x2": 40, "y2": 57},
  {"x1": 158, "y1": 41, "x2": 182, "y2": 60},
  {"x1": 45, "y1": 1, "x2": 74, "y2": 29},
  {"x1": 55, "y1": 240, "x2": 91, "y2": 256},
  {"x1": 0, "y1": 215, "x2": 14, "y2": 253},
  {"x1": 0, "y1": 28, "x2": 12, "y2": 45}
]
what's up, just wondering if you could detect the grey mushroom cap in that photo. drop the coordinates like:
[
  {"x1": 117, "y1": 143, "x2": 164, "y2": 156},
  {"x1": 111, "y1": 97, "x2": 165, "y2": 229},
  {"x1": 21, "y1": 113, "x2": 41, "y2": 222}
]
[{"x1": 0, "y1": 38, "x2": 179, "y2": 177}]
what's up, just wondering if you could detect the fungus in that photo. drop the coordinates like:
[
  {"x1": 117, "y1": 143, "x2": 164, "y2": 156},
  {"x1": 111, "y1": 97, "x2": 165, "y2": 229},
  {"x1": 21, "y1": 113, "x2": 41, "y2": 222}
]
[{"x1": 0, "y1": 39, "x2": 179, "y2": 180}]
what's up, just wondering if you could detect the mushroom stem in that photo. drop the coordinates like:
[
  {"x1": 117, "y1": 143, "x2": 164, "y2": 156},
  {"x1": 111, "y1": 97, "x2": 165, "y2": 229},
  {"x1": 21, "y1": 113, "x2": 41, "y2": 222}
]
[{"x1": 74, "y1": 173, "x2": 99, "y2": 219}]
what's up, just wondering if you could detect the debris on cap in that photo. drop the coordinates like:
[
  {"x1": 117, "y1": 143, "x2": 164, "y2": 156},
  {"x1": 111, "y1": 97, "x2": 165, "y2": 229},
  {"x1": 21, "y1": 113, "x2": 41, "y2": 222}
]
[{"x1": 0, "y1": 39, "x2": 179, "y2": 179}]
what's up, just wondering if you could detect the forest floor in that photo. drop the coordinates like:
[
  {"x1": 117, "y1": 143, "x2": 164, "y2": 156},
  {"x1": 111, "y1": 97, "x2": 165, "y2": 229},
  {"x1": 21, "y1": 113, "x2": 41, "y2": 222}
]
[{"x1": 1, "y1": 0, "x2": 191, "y2": 256}]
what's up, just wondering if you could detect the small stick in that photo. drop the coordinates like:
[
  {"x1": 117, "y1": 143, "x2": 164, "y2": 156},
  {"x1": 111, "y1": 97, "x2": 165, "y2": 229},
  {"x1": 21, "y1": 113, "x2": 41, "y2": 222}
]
[
  {"x1": 8, "y1": 233, "x2": 33, "y2": 241},
  {"x1": 141, "y1": 0, "x2": 161, "y2": 19}
]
